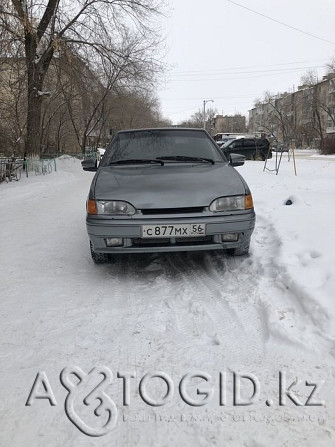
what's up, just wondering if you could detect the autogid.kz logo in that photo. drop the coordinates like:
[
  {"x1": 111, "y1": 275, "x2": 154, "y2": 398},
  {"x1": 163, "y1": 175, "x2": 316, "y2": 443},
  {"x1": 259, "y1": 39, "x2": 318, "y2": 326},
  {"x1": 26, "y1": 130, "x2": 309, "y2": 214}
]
[
  {"x1": 25, "y1": 367, "x2": 325, "y2": 437},
  {"x1": 26, "y1": 366, "x2": 118, "y2": 437}
]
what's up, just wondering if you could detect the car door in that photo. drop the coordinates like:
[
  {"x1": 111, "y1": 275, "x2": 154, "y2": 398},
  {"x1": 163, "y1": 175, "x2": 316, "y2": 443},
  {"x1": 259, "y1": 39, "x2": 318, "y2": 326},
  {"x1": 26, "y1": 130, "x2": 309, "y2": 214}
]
[
  {"x1": 242, "y1": 139, "x2": 256, "y2": 159},
  {"x1": 224, "y1": 138, "x2": 244, "y2": 157}
]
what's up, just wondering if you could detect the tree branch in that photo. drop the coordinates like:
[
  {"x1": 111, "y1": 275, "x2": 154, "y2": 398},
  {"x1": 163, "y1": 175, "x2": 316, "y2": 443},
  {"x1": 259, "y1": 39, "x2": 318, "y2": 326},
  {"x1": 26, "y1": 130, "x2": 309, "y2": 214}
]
[{"x1": 37, "y1": 0, "x2": 60, "y2": 41}]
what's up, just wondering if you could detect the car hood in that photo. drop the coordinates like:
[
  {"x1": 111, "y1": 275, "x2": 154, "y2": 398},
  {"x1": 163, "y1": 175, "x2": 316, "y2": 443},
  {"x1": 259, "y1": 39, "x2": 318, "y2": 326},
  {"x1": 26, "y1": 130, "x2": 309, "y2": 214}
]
[{"x1": 93, "y1": 163, "x2": 247, "y2": 208}]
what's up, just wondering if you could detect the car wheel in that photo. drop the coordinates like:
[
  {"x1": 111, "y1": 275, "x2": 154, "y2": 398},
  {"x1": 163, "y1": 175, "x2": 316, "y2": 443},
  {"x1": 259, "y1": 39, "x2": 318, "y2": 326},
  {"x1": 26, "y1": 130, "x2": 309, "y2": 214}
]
[
  {"x1": 227, "y1": 244, "x2": 250, "y2": 256},
  {"x1": 90, "y1": 241, "x2": 109, "y2": 264},
  {"x1": 252, "y1": 152, "x2": 264, "y2": 161}
]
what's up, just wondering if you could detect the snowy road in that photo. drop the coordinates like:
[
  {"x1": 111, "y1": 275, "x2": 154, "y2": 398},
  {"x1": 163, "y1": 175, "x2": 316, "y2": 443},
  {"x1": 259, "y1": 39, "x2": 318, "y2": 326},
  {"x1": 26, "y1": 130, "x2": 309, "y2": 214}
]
[{"x1": 0, "y1": 156, "x2": 334, "y2": 446}]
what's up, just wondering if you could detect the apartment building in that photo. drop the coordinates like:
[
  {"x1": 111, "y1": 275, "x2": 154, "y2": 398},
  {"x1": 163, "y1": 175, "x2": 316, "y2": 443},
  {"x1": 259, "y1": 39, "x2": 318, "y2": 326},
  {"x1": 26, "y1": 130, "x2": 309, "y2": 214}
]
[
  {"x1": 248, "y1": 73, "x2": 335, "y2": 149},
  {"x1": 212, "y1": 114, "x2": 247, "y2": 134}
]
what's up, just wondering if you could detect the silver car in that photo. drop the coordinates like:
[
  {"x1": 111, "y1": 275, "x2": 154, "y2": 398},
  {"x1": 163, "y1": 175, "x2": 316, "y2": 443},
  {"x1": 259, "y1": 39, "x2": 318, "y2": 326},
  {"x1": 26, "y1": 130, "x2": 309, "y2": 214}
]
[{"x1": 82, "y1": 128, "x2": 255, "y2": 263}]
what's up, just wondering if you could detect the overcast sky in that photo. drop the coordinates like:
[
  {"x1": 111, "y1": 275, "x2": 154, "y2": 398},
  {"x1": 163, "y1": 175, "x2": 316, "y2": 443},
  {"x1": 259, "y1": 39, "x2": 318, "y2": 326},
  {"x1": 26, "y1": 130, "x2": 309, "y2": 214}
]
[{"x1": 157, "y1": 0, "x2": 335, "y2": 124}]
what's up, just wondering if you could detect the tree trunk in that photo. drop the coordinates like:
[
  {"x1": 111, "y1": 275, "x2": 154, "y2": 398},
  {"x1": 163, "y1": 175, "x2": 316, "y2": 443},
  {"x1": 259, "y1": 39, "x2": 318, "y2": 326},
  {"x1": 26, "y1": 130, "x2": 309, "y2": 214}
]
[
  {"x1": 26, "y1": 87, "x2": 43, "y2": 156},
  {"x1": 24, "y1": 33, "x2": 52, "y2": 156},
  {"x1": 81, "y1": 133, "x2": 88, "y2": 155}
]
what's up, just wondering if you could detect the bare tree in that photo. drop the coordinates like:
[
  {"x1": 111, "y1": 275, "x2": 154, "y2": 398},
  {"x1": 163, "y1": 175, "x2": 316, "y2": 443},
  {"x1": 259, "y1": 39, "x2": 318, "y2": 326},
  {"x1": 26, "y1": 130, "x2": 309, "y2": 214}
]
[
  {"x1": 0, "y1": 55, "x2": 27, "y2": 154},
  {"x1": 108, "y1": 89, "x2": 171, "y2": 132},
  {"x1": 179, "y1": 107, "x2": 218, "y2": 131},
  {"x1": 325, "y1": 57, "x2": 335, "y2": 74},
  {"x1": 265, "y1": 91, "x2": 296, "y2": 144},
  {"x1": 300, "y1": 70, "x2": 319, "y2": 86},
  {"x1": 0, "y1": 0, "x2": 166, "y2": 155}
]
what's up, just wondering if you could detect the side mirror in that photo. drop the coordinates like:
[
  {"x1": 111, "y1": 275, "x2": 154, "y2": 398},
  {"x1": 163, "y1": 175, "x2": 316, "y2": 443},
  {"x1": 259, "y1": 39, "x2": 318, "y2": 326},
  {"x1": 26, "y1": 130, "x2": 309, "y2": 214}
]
[
  {"x1": 229, "y1": 153, "x2": 245, "y2": 167},
  {"x1": 81, "y1": 157, "x2": 97, "y2": 171}
]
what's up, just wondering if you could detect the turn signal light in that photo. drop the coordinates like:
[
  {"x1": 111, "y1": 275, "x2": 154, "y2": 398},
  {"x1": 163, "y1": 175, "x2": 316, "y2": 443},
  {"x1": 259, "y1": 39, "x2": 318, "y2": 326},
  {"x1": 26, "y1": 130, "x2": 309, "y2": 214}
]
[
  {"x1": 245, "y1": 194, "x2": 253, "y2": 209},
  {"x1": 87, "y1": 199, "x2": 98, "y2": 214}
]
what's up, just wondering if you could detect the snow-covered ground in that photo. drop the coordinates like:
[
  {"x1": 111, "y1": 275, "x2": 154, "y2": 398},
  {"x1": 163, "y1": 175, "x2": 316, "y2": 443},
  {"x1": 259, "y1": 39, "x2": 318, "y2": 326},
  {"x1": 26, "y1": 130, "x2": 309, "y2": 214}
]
[{"x1": 0, "y1": 153, "x2": 335, "y2": 446}]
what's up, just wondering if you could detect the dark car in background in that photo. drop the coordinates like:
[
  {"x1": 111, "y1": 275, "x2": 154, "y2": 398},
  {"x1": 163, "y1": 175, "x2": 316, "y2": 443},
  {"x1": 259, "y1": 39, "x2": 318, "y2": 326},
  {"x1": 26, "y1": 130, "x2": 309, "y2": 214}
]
[
  {"x1": 82, "y1": 128, "x2": 256, "y2": 263},
  {"x1": 221, "y1": 137, "x2": 271, "y2": 161},
  {"x1": 216, "y1": 136, "x2": 237, "y2": 147}
]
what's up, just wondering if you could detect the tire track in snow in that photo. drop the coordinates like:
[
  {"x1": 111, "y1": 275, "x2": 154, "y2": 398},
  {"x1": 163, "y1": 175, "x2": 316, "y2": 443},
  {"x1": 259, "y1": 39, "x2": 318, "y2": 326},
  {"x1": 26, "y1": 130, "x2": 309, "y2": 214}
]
[
  {"x1": 252, "y1": 214, "x2": 334, "y2": 357},
  {"x1": 89, "y1": 255, "x2": 150, "y2": 447},
  {"x1": 160, "y1": 251, "x2": 267, "y2": 367}
]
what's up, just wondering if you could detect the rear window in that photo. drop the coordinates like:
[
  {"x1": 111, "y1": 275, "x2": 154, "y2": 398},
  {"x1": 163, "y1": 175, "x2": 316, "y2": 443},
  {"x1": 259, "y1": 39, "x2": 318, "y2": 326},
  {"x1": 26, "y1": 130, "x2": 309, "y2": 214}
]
[{"x1": 226, "y1": 139, "x2": 243, "y2": 149}]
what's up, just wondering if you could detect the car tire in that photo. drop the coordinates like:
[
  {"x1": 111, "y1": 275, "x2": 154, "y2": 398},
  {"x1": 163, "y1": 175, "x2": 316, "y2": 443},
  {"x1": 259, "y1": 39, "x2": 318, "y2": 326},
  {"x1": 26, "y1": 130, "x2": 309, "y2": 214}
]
[
  {"x1": 227, "y1": 244, "x2": 250, "y2": 256},
  {"x1": 252, "y1": 152, "x2": 264, "y2": 161},
  {"x1": 90, "y1": 242, "x2": 109, "y2": 264}
]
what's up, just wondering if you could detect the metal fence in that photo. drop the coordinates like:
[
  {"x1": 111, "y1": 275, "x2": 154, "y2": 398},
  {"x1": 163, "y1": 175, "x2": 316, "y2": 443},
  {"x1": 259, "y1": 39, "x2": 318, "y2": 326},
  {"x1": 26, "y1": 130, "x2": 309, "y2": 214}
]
[
  {"x1": 0, "y1": 152, "x2": 95, "y2": 185},
  {"x1": 26, "y1": 158, "x2": 57, "y2": 177},
  {"x1": 0, "y1": 156, "x2": 58, "y2": 183},
  {"x1": 0, "y1": 158, "x2": 24, "y2": 183}
]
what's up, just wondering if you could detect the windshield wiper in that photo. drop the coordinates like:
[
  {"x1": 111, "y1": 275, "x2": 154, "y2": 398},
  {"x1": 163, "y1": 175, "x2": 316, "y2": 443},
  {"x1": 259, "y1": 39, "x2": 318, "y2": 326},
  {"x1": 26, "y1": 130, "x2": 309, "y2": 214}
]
[
  {"x1": 156, "y1": 155, "x2": 215, "y2": 164},
  {"x1": 109, "y1": 158, "x2": 164, "y2": 166}
]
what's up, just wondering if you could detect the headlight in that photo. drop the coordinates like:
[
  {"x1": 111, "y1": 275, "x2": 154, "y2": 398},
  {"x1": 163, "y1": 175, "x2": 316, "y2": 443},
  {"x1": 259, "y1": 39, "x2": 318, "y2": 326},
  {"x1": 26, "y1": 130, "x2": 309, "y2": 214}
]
[
  {"x1": 87, "y1": 199, "x2": 136, "y2": 215},
  {"x1": 209, "y1": 194, "x2": 253, "y2": 212}
]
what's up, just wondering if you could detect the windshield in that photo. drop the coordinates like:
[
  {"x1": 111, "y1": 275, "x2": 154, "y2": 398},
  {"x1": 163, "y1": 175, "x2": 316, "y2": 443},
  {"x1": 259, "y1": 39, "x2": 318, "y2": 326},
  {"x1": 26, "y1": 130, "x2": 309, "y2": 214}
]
[{"x1": 103, "y1": 129, "x2": 225, "y2": 165}]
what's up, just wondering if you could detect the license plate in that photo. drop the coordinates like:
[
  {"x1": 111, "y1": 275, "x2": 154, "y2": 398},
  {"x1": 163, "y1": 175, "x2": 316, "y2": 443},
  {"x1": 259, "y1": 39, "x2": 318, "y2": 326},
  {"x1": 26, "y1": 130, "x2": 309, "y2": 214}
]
[{"x1": 142, "y1": 224, "x2": 206, "y2": 238}]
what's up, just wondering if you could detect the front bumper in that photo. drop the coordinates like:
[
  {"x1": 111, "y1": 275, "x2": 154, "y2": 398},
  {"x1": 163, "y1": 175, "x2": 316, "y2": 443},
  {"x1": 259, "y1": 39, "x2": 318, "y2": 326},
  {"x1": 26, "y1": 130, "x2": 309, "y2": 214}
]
[{"x1": 87, "y1": 211, "x2": 256, "y2": 254}]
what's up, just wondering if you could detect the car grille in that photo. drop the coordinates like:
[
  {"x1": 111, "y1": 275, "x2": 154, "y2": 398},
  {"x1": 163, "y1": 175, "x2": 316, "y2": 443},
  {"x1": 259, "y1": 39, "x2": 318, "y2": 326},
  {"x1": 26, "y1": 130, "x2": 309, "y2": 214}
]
[
  {"x1": 140, "y1": 207, "x2": 204, "y2": 215},
  {"x1": 132, "y1": 236, "x2": 213, "y2": 247}
]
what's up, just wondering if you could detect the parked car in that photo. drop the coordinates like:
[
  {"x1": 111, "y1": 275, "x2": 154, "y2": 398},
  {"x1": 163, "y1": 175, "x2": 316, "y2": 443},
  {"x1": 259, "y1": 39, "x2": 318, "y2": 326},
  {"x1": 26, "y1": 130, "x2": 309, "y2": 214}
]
[
  {"x1": 221, "y1": 137, "x2": 271, "y2": 161},
  {"x1": 82, "y1": 128, "x2": 256, "y2": 263},
  {"x1": 216, "y1": 137, "x2": 236, "y2": 148}
]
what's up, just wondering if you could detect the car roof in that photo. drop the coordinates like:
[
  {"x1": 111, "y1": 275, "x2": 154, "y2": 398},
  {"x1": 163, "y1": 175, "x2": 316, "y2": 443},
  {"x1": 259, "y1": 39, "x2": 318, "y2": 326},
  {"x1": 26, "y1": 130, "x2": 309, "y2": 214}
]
[{"x1": 233, "y1": 136, "x2": 268, "y2": 140}]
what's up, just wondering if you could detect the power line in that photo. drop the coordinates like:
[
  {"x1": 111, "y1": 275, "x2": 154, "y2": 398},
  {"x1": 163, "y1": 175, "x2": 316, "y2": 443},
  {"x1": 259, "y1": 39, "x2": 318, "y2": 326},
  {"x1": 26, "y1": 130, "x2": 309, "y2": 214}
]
[
  {"x1": 171, "y1": 59, "x2": 330, "y2": 75},
  {"x1": 168, "y1": 66, "x2": 324, "y2": 82},
  {"x1": 169, "y1": 65, "x2": 324, "y2": 79},
  {"x1": 162, "y1": 95, "x2": 259, "y2": 101},
  {"x1": 226, "y1": 0, "x2": 335, "y2": 46}
]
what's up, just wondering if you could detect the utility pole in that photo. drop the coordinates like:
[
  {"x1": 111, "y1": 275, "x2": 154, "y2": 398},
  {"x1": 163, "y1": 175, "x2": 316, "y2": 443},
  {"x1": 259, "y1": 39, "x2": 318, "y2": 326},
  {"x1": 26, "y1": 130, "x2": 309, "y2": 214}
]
[{"x1": 203, "y1": 99, "x2": 214, "y2": 129}]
